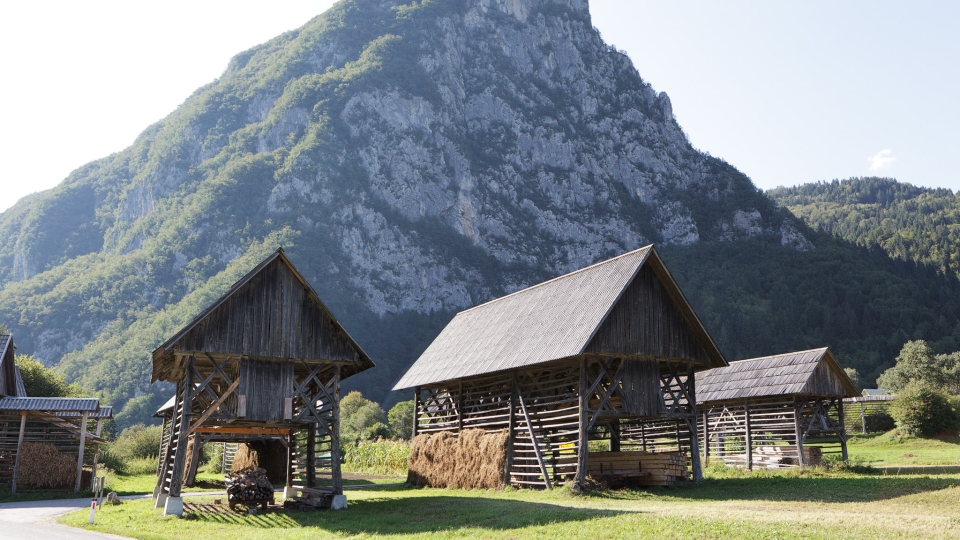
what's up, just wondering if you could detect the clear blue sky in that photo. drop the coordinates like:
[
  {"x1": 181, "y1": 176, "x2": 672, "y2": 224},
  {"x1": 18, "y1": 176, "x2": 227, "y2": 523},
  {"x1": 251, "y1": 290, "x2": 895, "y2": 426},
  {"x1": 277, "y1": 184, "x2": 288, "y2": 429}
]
[{"x1": 1, "y1": 0, "x2": 956, "y2": 213}]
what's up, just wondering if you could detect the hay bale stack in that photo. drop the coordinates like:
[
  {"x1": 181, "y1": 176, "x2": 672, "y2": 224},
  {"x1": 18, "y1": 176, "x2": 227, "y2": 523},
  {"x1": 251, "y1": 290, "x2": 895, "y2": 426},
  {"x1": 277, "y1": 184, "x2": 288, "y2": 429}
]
[
  {"x1": 17, "y1": 443, "x2": 77, "y2": 489},
  {"x1": 408, "y1": 429, "x2": 507, "y2": 489},
  {"x1": 231, "y1": 440, "x2": 287, "y2": 483}
]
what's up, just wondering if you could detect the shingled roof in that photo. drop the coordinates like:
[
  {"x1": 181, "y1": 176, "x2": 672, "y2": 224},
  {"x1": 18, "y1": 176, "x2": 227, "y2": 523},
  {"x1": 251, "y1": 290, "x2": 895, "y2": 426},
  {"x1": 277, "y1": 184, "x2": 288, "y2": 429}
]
[
  {"x1": 394, "y1": 246, "x2": 725, "y2": 390},
  {"x1": 696, "y1": 348, "x2": 859, "y2": 403}
]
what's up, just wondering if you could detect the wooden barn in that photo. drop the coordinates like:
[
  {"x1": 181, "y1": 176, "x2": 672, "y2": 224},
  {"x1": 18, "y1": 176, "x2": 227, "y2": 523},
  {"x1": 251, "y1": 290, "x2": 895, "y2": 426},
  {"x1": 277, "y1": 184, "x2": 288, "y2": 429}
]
[
  {"x1": 393, "y1": 246, "x2": 727, "y2": 489},
  {"x1": 697, "y1": 348, "x2": 859, "y2": 469},
  {"x1": 0, "y1": 333, "x2": 111, "y2": 493},
  {"x1": 151, "y1": 249, "x2": 374, "y2": 515}
]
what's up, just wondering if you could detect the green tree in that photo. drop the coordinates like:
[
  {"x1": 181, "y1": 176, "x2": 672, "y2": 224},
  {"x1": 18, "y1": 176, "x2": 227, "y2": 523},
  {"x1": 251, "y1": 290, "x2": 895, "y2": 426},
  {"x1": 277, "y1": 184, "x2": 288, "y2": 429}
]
[
  {"x1": 388, "y1": 400, "x2": 415, "y2": 440},
  {"x1": 340, "y1": 391, "x2": 387, "y2": 441},
  {"x1": 15, "y1": 354, "x2": 84, "y2": 397},
  {"x1": 844, "y1": 367, "x2": 861, "y2": 391},
  {"x1": 877, "y1": 341, "x2": 960, "y2": 392},
  {"x1": 889, "y1": 382, "x2": 958, "y2": 437}
]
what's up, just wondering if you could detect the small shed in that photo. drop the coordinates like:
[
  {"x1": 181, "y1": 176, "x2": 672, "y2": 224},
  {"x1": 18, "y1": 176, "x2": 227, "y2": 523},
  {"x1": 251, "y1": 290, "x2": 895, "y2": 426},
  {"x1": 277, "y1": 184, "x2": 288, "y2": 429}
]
[
  {"x1": 150, "y1": 249, "x2": 373, "y2": 515},
  {"x1": 393, "y1": 246, "x2": 726, "y2": 489},
  {"x1": 697, "y1": 348, "x2": 859, "y2": 468},
  {"x1": 0, "y1": 334, "x2": 110, "y2": 493}
]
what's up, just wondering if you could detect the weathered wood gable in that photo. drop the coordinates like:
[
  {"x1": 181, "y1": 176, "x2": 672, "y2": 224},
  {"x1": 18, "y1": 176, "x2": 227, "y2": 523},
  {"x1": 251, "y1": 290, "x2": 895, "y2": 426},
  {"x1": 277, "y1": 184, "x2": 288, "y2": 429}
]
[
  {"x1": 0, "y1": 335, "x2": 16, "y2": 397},
  {"x1": 802, "y1": 352, "x2": 855, "y2": 397},
  {"x1": 153, "y1": 250, "x2": 373, "y2": 383},
  {"x1": 585, "y1": 264, "x2": 713, "y2": 366}
]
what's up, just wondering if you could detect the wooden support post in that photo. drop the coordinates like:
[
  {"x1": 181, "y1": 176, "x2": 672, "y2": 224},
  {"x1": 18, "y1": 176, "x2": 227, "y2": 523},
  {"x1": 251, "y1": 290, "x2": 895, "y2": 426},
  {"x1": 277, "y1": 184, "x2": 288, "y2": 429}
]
[
  {"x1": 609, "y1": 419, "x2": 620, "y2": 452},
  {"x1": 306, "y1": 424, "x2": 317, "y2": 488},
  {"x1": 11, "y1": 411, "x2": 27, "y2": 494},
  {"x1": 184, "y1": 434, "x2": 203, "y2": 487},
  {"x1": 168, "y1": 359, "x2": 195, "y2": 498},
  {"x1": 744, "y1": 403, "x2": 753, "y2": 471},
  {"x1": 457, "y1": 379, "x2": 464, "y2": 433},
  {"x1": 702, "y1": 409, "x2": 710, "y2": 467},
  {"x1": 641, "y1": 423, "x2": 647, "y2": 452},
  {"x1": 75, "y1": 411, "x2": 89, "y2": 492},
  {"x1": 686, "y1": 365, "x2": 703, "y2": 482},
  {"x1": 286, "y1": 433, "x2": 295, "y2": 490},
  {"x1": 331, "y1": 365, "x2": 343, "y2": 496},
  {"x1": 794, "y1": 398, "x2": 806, "y2": 467},
  {"x1": 503, "y1": 373, "x2": 517, "y2": 487},
  {"x1": 838, "y1": 400, "x2": 849, "y2": 461},
  {"x1": 859, "y1": 401, "x2": 867, "y2": 435},
  {"x1": 574, "y1": 357, "x2": 588, "y2": 490},
  {"x1": 517, "y1": 380, "x2": 552, "y2": 490},
  {"x1": 413, "y1": 386, "x2": 420, "y2": 439}
]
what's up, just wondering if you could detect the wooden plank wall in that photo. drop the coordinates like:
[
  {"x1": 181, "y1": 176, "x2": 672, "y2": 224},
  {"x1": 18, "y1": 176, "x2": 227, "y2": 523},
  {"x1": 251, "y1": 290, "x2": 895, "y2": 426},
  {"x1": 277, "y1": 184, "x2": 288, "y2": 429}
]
[
  {"x1": 170, "y1": 259, "x2": 359, "y2": 363},
  {"x1": 239, "y1": 359, "x2": 294, "y2": 422},
  {"x1": 585, "y1": 265, "x2": 712, "y2": 365}
]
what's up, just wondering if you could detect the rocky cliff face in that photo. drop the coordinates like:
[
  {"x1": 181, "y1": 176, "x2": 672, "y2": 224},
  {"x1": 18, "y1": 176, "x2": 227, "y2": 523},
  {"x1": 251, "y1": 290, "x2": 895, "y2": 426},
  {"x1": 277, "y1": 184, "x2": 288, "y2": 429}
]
[{"x1": 0, "y1": 0, "x2": 813, "y2": 419}]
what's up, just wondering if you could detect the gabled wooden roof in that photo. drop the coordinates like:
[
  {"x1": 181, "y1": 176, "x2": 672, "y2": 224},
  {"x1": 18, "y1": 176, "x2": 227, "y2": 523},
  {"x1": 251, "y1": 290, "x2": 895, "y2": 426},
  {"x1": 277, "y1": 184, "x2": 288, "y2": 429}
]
[
  {"x1": 394, "y1": 246, "x2": 726, "y2": 390},
  {"x1": 152, "y1": 249, "x2": 374, "y2": 382},
  {"x1": 696, "y1": 348, "x2": 859, "y2": 403}
]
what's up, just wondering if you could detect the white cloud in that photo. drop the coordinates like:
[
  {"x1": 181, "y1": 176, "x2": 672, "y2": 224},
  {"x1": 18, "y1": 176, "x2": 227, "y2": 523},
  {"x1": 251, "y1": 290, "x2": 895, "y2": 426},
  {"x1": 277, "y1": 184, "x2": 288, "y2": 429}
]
[{"x1": 867, "y1": 149, "x2": 895, "y2": 172}]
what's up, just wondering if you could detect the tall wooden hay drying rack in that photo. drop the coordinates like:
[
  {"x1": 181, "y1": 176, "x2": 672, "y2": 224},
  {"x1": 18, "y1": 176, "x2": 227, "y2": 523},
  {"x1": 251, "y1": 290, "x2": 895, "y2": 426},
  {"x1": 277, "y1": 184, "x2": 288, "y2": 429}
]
[{"x1": 150, "y1": 249, "x2": 373, "y2": 515}]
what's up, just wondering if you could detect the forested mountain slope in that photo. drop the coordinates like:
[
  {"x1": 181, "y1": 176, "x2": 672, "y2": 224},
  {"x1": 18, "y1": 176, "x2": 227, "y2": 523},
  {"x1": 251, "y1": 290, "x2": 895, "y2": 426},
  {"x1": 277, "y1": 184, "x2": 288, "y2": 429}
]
[
  {"x1": 0, "y1": 0, "x2": 957, "y2": 427},
  {"x1": 769, "y1": 177, "x2": 960, "y2": 280}
]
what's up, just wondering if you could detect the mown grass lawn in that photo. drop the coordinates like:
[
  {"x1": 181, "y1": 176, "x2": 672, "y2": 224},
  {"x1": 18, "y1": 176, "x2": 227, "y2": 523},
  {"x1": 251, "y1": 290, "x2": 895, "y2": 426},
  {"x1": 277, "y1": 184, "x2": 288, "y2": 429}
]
[
  {"x1": 61, "y1": 469, "x2": 960, "y2": 539},
  {"x1": 846, "y1": 432, "x2": 960, "y2": 467}
]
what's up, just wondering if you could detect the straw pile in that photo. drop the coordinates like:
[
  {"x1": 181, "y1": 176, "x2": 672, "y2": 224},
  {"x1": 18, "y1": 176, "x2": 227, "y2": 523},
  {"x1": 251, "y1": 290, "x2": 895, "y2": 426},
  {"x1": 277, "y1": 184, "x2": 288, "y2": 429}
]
[
  {"x1": 17, "y1": 443, "x2": 77, "y2": 489},
  {"x1": 407, "y1": 429, "x2": 508, "y2": 489},
  {"x1": 232, "y1": 441, "x2": 287, "y2": 483}
]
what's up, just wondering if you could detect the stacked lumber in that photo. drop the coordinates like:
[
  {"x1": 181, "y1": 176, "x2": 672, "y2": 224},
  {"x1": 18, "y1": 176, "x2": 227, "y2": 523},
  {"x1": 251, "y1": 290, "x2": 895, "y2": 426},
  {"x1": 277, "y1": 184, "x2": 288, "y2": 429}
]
[
  {"x1": 225, "y1": 467, "x2": 274, "y2": 508},
  {"x1": 588, "y1": 451, "x2": 689, "y2": 487},
  {"x1": 748, "y1": 445, "x2": 821, "y2": 467}
]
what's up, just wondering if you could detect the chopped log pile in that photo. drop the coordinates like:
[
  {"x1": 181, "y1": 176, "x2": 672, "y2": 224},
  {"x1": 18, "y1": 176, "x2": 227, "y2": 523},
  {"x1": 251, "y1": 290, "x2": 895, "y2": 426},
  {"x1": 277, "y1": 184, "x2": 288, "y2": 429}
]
[
  {"x1": 588, "y1": 451, "x2": 690, "y2": 488},
  {"x1": 225, "y1": 467, "x2": 274, "y2": 510}
]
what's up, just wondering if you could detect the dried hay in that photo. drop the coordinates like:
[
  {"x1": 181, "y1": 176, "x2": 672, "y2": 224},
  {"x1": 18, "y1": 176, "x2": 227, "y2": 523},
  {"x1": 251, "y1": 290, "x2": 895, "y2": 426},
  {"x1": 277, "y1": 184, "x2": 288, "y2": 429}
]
[
  {"x1": 407, "y1": 429, "x2": 508, "y2": 489},
  {"x1": 17, "y1": 442, "x2": 77, "y2": 489},
  {"x1": 231, "y1": 440, "x2": 287, "y2": 483}
]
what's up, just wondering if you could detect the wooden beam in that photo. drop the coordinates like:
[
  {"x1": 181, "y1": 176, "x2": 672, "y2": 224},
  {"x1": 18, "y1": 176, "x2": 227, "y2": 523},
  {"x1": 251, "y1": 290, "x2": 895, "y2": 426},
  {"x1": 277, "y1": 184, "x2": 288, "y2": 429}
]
[
  {"x1": 504, "y1": 373, "x2": 517, "y2": 487},
  {"x1": 188, "y1": 377, "x2": 241, "y2": 432},
  {"x1": 794, "y1": 398, "x2": 806, "y2": 467},
  {"x1": 331, "y1": 365, "x2": 342, "y2": 496},
  {"x1": 517, "y1": 380, "x2": 552, "y2": 490},
  {"x1": 191, "y1": 427, "x2": 294, "y2": 435},
  {"x1": 74, "y1": 411, "x2": 89, "y2": 492},
  {"x1": 838, "y1": 400, "x2": 849, "y2": 461},
  {"x1": 168, "y1": 357, "x2": 195, "y2": 498},
  {"x1": 11, "y1": 411, "x2": 26, "y2": 494},
  {"x1": 744, "y1": 403, "x2": 753, "y2": 471},
  {"x1": 575, "y1": 357, "x2": 588, "y2": 490},
  {"x1": 306, "y1": 424, "x2": 317, "y2": 489},
  {"x1": 413, "y1": 386, "x2": 420, "y2": 438},
  {"x1": 702, "y1": 409, "x2": 710, "y2": 467}
]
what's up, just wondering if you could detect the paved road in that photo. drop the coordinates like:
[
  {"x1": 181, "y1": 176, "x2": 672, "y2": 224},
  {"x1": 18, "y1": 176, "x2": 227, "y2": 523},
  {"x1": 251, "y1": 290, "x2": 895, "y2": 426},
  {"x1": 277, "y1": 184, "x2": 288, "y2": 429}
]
[
  {"x1": 0, "y1": 492, "x2": 225, "y2": 540},
  {"x1": 0, "y1": 497, "x2": 128, "y2": 540}
]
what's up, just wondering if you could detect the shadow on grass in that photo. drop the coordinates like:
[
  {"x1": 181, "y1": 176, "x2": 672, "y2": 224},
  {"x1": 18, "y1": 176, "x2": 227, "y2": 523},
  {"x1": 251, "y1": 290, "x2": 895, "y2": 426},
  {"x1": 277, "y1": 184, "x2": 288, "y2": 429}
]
[
  {"x1": 583, "y1": 475, "x2": 960, "y2": 504},
  {"x1": 185, "y1": 493, "x2": 631, "y2": 533}
]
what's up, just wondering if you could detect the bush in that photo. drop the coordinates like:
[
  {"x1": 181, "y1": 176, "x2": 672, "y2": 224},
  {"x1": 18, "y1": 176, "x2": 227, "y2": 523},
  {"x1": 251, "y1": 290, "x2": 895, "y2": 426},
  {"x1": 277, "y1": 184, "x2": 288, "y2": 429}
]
[
  {"x1": 101, "y1": 423, "x2": 163, "y2": 473},
  {"x1": 364, "y1": 422, "x2": 392, "y2": 441},
  {"x1": 889, "y1": 382, "x2": 958, "y2": 437}
]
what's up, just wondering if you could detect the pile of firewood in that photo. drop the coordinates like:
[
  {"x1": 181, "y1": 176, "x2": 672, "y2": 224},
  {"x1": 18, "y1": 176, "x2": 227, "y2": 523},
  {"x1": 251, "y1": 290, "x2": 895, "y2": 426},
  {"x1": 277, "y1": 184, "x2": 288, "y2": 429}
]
[{"x1": 225, "y1": 467, "x2": 274, "y2": 504}]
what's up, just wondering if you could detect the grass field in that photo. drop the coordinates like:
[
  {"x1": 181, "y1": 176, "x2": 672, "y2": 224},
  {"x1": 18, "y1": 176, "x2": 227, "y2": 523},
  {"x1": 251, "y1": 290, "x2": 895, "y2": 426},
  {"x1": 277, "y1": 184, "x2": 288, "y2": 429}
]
[
  {"x1": 60, "y1": 467, "x2": 960, "y2": 540},
  {"x1": 846, "y1": 432, "x2": 960, "y2": 466}
]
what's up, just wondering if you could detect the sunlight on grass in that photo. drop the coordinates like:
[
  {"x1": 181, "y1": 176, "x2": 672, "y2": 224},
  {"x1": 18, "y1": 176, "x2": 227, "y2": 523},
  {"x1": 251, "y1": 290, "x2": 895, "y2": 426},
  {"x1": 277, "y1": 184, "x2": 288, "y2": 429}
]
[{"x1": 59, "y1": 472, "x2": 960, "y2": 539}]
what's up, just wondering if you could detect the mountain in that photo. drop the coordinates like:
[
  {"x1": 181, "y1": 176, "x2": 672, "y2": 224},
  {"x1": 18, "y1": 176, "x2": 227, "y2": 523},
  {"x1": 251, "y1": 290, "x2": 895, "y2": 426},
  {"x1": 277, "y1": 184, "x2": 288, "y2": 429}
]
[
  {"x1": 769, "y1": 178, "x2": 960, "y2": 281},
  {"x1": 1, "y1": 0, "x2": 958, "y2": 427}
]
